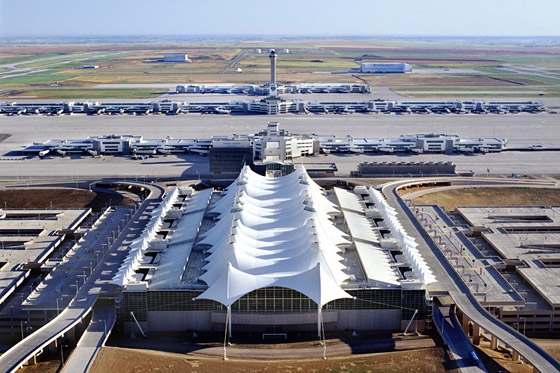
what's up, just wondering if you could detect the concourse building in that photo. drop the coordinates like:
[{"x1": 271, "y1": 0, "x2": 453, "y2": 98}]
[{"x1": 114, "y1": 165, "x2": 436, "y2": 337}]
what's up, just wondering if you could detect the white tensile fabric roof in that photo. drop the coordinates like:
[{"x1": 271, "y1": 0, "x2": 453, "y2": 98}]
[
  {"x1": 332, "y1": 187, "x2": 400, "y2": 286},
  {"x1": 197, "y1": 165, "x2": 353, "y2": 307},
  {"x1": 112, "y1": 188, "x2": 179, "y2": 287},
  {"x1": 367, "y1": 187, "x2": 437, "y2": 285}
]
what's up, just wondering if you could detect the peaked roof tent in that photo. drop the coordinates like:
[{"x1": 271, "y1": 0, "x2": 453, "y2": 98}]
[
  {"x1": 112, "y1": 188, "x2": 180, "y2": 287},
  {"x1": 197, "y1": 165, "x2": 353, "y2": 307},
  {"x1": 367, "y1": 187, "x2": 437, "y2": 285}
]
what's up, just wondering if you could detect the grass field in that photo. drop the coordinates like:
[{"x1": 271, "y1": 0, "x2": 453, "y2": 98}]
[{"x1": 1, "y1": 37, "x2": 559, "y2": 99}]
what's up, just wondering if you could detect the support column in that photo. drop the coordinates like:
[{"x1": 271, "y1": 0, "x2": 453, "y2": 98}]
[
  {"x1": 490, "y1": 335, "x2": 499, "y2": 350},
  {"x1": 66, "y1": 326, "x2": 76, "y2": 346},
  {"x1": 512, "y1": 350, "x2": 521, "y2": 362},
  {"x1": 227, "y1": 306, "x2": 232, "y2": 339},
  {"x1": 24, "y1": 355, "x2": 37, "y2": 366},
  {"x1": 317, "y1": 306, "x2": 322, "y2": 339},
  {"x1": 48, "y1": 340, "x2": 58, "y2": 354},
  {"x1": 461, "y1": 314, "x2": 469, "y2": 335},
  {"x1": 472, "y1": 323, "x2": 480, "y2": 345}
]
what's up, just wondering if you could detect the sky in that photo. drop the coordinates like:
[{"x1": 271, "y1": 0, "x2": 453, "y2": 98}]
[{"x1": 0, "y1": 0, "x2": 559, "y2": 38}]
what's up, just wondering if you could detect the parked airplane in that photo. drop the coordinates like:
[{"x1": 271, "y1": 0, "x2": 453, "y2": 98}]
[
  {"x1": 38, "y1": 149, "x2": 50, "y2": 158},
  {"x1": 336, "y1": 107, "x2": 355, "y2": 114},
  {"x1": 215, "y1": 106, "x2": 231, "y2": 114}
]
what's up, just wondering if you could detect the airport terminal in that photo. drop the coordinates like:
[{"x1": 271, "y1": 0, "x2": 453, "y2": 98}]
[
  {"x1": 2, "y1": 172, "x2": 560, "y2": 372},
  {"x1": 0, "y1": 50, "x2": 547, "y2": 116},
  {"x1": 112, "y1": 166, "x2": 434, "y2": 336},
  {"x1": 21, "y1": 122, "x2": 506, "y2": 160},
  {"x1": 1, "y1": 47, "x2": 560, "y2": 372}
]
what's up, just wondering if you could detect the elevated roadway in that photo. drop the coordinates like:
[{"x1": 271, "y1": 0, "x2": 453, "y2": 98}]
[
  {"x1": 433, "y1": 305, "x2": 487, "y2": 372},
  {"x1": 61, "y1": 300, "x2": 116, "y2": 373},
  {"x1": 382, "y1": 177, "x2": 560, "y2": 372},
  {"x1": 0, "y1": 182, "x2": 164, "y2": 373}
]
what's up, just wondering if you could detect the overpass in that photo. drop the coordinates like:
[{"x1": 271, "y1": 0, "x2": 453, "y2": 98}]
[
  {"x1": 433, "y1": 305, "x2": 486, "y2": 372},
  {"x1": 61, "y1": 300, "x2": 116, "y2": 373},
  {"x1": 382, "y1": 178, "x2": 560, "y2": 372},
  {"x1": 0, "y1": 182, "x2": 164, "y2": 373}
]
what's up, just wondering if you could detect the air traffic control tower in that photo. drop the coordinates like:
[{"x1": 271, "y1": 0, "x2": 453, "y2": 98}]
[{"x1": 268, "y1": 49, "x2": 278, "y2": 97}]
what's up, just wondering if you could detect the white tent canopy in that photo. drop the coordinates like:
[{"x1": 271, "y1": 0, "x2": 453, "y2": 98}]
[
  {"x1": 112, "y1": 188, "x2": 179, "y2": 287},
  {"x1": 368, "y1": 187, "x2": 436, "y2": 285},
  {"x1": 197, "y1": 261, "x2": 351, "y2": 307},
  {"x1": 197, "y1": 165, "x2": 352, "y2": 307}
]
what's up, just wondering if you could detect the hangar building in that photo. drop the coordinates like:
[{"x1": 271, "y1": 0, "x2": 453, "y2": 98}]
[
  {"x1": 361, "y1": 62, "x2": 412, "y2": 74},
  {"x1": 163, "y1": 54, "x2": 189, "y2": 62}
]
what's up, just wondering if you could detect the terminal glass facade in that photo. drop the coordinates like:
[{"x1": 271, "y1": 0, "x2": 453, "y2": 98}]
[{"x1": 120, "y1": 287, "x2": 426, "y2": 324}]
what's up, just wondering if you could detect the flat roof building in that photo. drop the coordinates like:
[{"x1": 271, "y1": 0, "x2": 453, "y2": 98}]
[
  {"x1": 361, "y1": 62, "x2": 412, "y2": 74},
  {"x1": 433, "y1": 205, "x2": 560, "y2": 334},
  {"x1": 209, "y1": 140, "x2": 254, "y2": 176},
  {"x1": 163, "y1": 54, "x2": 189, "y2": 63}
]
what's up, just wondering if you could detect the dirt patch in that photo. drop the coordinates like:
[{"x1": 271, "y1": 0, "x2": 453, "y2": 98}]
[
  {"x1": 407, "y1": 187, "x2": 560, "y2": 211},
  {"x1": 19, "y1": 332, "x2": 457, "y2": 373},
  {"x1": 89, "y1": 345, "x2": 450, "y2": 373},
  {"x1": 0, "y1": 188, "x2": 135, "y2": 212},
  {"x1": 21, "y1": 338, "x2": 554, "y2": 373}
]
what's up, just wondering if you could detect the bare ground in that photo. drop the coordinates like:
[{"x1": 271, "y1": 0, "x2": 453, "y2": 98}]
[
  {"x1": 90, "y1": 346, "x2": 449, "y2": 373},
  {"x1": 0, "y1": 188, "x2": 136, "y2": 211},
  {"x1": 407, "y1": 187, "x2": 560, "y2": 211},
  {"x1": 20, "y1": 336, "x2": 560, "y2": 373}
]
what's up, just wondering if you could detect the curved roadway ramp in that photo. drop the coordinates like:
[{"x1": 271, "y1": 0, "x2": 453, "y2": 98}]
[
  {"x1": 0, "y1": 293, "x2": 98, "y2": 373},
  {"x1": 0, "y1": 182, "x2": 164, "y2": 373},
  {"x1": 61, "y1": 300, "x2": 115, "y2": 373},
  {"x1": 383, "y1": 178, "x2": 560, "y2": 373}
]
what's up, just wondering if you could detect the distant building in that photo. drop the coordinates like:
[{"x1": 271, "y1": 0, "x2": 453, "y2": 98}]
[
  {"x1": 209, "y1": 122, "x2": 319, "y2": 178},
  {"x1": 209, "y1": 140, "x2": 254, "y2": 176},
  {"x1": 361, "y1": 62, "x2": 412, "y2": 74},
  {"x1": 253, "y1": 122, "x2": 318, "y2": 161},
  {"x1": 163, "y1": 54, "x2": 189, "y2": 63},
  {"x1": 354, "y1": 161, "x2": 456, "y2": 177}
]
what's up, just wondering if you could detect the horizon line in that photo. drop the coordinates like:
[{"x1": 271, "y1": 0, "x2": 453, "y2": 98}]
[{"x1": 2, "y1": 34, "x2": 560, "y2": 41}]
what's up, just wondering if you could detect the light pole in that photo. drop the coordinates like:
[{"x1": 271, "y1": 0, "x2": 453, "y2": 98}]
[
  {"x1": 20, "y1": 321, "x2": 27, "y2": 340},
  {"x1": 60, "y1": 344, "x2": 68, "y2": 365}
]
